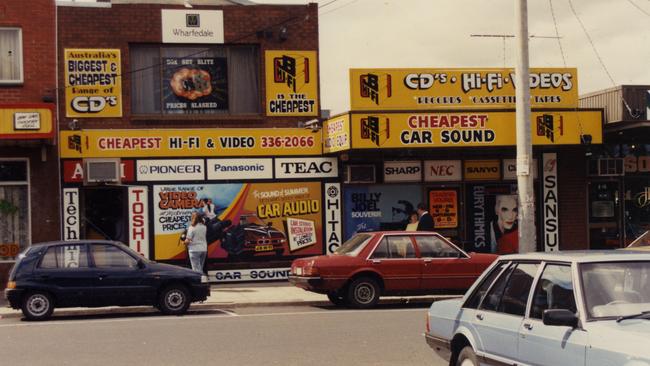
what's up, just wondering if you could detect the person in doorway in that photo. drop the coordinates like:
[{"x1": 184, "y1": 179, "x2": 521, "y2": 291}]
[
  {"x1": 202, "y1": 198, "x2": 217, "y2": 220},
  {"x1": 416, "y1": 202, "x2": 435, "y2": 231},
  {"x1": 489, "y1": 194, "x2": 519, "y2": 254},
  {"x1": 405, "y1": 212, "x2": 419, "y2": 231},
  {"x1": 184, "y1": 211, "x2": 208, "y2": 274}
]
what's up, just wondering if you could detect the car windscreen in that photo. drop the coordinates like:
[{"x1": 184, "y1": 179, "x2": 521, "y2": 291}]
[
  {"x1": 334, "y1": 234, "x2": 373, "y2": 256},
  {"x1": 580, "y1": 261, "x2": 650, "y2": 320}
]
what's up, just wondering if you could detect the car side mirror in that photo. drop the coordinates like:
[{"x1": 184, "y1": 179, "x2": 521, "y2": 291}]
[
  {"x1": 543, "y1": 309, "x2": 578, "y2": 328},
  {"x1": 137, "y1": 259, "x2": 146, "y2": 269}
]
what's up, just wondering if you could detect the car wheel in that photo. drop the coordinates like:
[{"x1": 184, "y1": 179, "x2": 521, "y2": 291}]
[
  {"x1": 21, "y1": 291, "x2": 54, "y2": 321},
  {"x1": 346, "y1": 277, "x2": 380, "y2": 308},
  {"x1": 456, "y1": 346, "x2": 479, "y2": 366},
  {"x1": 327, "y1": 291, "x2": 346, "y2": 306},
  {"x1": 158, "y1": 285, "x2": 190, "y2": 315}
]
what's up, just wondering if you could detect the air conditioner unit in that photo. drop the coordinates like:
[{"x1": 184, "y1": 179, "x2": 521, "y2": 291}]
[
  {"x1": 83, "y1": 158, "x2": 121, "y2": 184},
  {"x1": 587, "y1": 158, "x2": 624, "y2": 177},
  {"x1": 344, "y1": 165, "x2": 376, "y2": 183}
]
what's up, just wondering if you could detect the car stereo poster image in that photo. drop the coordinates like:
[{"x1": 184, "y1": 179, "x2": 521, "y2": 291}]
[
  {"x1": 153, "y1": 182, "x2": 323, "y2": 261},
  {"x1": 343, "y1": 185, "x2": 421, "y2": 240},
  {"x1": 163, "y1": 57, "x2": 228, "y2": 112}
]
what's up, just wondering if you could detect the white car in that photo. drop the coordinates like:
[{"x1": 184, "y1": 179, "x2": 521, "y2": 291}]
[{"x1": 424, "y1": 251, "x2": 650, "y2": 366}]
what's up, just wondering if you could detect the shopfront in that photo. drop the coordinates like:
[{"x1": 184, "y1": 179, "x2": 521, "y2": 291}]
[
  {"x1": 324, "y1": 67, "x2": 603, "y2": 253},
  {"x1": 59, "y1": 128, "x2": 342, "y2": 281}
]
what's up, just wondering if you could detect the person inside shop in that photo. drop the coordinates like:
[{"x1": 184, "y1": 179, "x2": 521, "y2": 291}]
[
  {"x1": 202, "y1": 198, "x2": 217, "y2": 220},
  {"x1": 405, "y1": 212, "x2": 419, "y2": 231},
  {"x1": 184, "y1": 211, "x2": 208, "y2": 275},
  {"x1": 416, "y1": 202, "x2": 435, "y2": 231},
  {"x1": 489, "y1": 194, "x2": 519, "y2": 254}
]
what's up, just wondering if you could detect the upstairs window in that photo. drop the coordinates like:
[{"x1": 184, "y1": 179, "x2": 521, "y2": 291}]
[
  {"x1": 0, "y1": 28, "x2": 23, "y2": 84},
  {"x1": 130, "y1": 45, "x2": 260, "y2": 116}
]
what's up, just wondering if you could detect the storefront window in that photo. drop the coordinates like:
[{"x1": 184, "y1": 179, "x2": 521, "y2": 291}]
[
  {"x1": 0, "y1": 160, "x2": 29, "y2": 260},
  {"x1": 130, "y1": 45, "x2": 260, "y2": 116}
]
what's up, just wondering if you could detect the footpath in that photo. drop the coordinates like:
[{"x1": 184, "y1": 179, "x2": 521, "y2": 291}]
[{"x1": 0, "y1": 282, "x2": 457, "y2": 319}]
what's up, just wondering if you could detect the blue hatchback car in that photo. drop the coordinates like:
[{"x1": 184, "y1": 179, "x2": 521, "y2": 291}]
[
  {"x1": 424, "y1": 251, "x2": 650, "y2": 366},
  {"x1": 4, "y1": 240, "x2": 209, "y2": 320}
]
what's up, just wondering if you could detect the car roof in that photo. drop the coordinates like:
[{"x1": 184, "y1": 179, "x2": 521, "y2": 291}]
[
  {"x1": 499, "y1": 250, "x2": 650, "y2": 263},
  {"x1": 32, "y1": 240, "x2": 124, "y2": 247}
]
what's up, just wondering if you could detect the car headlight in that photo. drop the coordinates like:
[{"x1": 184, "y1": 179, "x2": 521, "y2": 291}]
[
  {"x1": 295, "y1": 267, "x2": 303, "y2": 276},
  {"x1": 201, "y1": 275, "x2": 209, "y2": 283}
]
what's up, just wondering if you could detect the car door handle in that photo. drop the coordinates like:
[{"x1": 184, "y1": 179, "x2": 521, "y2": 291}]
[
  {"x1": 372, "y1": 259, "x2": 381, "y2": 264},
  {"x1": 97, "y1": 273, "x2": 108, "y2": 280},
  {"x1": 38, "y1": 275, "x2": 51, "y2": 280},
  {"x1": 423, "y1": 258, "x2": 432, "y2": 263},
  {"x1": 523, "y1": 323, "x2": 533, "y2": 330},
  {"x1": 476, "y1": 313, "x2": 484, "y2": 321}
]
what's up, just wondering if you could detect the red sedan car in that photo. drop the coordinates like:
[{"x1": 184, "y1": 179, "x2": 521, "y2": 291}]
[{"x1": 289, "y1": 231, "x2": 497, "y2": 308}]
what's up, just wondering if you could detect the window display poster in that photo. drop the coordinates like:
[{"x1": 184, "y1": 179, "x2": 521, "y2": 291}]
[
  {"x1": 162, "y1": 57, "x2": 228, "y2": 112},
  {"x1": 343, "y1": 185, "x2": 422, "y2": 240},
  {"x1": 153, "y1": 182, "x2": 323, "y2": 261},
  {"x1": 429, "y1": 189, "x2": 458, "y2": 229},
  {"x1": 465, "y1": 184, "x2": 520, "y2": 254}
]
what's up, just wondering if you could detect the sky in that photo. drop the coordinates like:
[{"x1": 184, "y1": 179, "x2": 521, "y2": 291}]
[{"x1": 252, "y1": 0, "x2": 650, "y2": 115}]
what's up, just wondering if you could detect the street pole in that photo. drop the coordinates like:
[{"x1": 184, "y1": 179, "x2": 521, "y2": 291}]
[{"x1": 515, "y1": 0, "x2": 536, "y2": 253}]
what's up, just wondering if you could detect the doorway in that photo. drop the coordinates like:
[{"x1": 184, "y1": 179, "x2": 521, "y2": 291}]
[
  {"x1": 81, "y1": 186, "x2": 128, "y2": 243},
  {"x1": 587, "y1": 180, "x2": 623, "y2": 249}
]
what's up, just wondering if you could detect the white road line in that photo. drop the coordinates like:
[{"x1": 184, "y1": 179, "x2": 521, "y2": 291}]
[{"x1": 0, "y1": 307, "x2": 423, "y2": 328}]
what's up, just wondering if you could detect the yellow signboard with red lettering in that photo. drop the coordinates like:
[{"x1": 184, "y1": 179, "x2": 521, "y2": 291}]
[
  {"x1": 60, "y1": 128, "x2": 323, "y2": 158},
  {"x1": 323, "y1": 114, "x2": 351, "y2": 153},
  {"x1": 350, "y1": 110, "x2": 602, "y2": 149},
  {"x1": 350, "y1": 68, "x2": 578, "y2": 110},
  {"x1": 265, "y1": 50, "x2": 319, "y2": 116}
]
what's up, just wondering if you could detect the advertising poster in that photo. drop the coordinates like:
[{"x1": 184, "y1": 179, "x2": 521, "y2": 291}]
[
  {"x1": 153, "y1": 182, "x2": 323, "y2": 261},
  {"x1": 163, "y1": 57, "x2": 228, "y2": 112},
  {"x1": 465, "y1": 184, "x2": 520, "y2": 254},
  {"x1": 265, "y1": 50, "x2": 319, "y2": 116},
  {"x1": 428, "y1": 190, "x2": 458, "y2": 229},
  {"x1": 64, "y1": 49, "x2": 122, "y2": 118},
  {"x1": 343, "y1": 185, "x2": 422, "y2": 240}
]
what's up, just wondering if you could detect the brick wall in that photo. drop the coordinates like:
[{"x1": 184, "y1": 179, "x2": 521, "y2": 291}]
[
  {"x1": 0, "y1": 0, "x2": 56, "y2": 102},
  {"x1": 57, "y1": 3, "x2": 320, "y2": 130}
]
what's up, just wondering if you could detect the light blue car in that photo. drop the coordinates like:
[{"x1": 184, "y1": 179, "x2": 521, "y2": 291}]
[{"x1": 424, "y1": 251, "x2": 650, "y2": 366}]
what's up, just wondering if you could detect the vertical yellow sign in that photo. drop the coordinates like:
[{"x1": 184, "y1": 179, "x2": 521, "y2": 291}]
[
  {"x1": 265, "y1": 50, "x2": 319, "y2": 116},
  {"x1": 64, "y1": 49, "x2": 122, "y2": 118}
]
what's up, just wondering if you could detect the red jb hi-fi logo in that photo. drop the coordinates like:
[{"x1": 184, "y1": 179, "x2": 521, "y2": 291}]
[
  {"x1": 360, "y1": 73, "x2": 391, "y2": 105},
  {"x1": 360, "y1": 116, "x2": 390, "y2": 147},
  {"x1": 274, "y1": 55, "x2": 310, "y2": 93},
  {"x1": 536, "y1": 114, "x2": 564, "y2": 143}
]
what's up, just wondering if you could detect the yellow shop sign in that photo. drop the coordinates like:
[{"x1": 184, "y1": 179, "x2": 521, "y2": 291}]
[
  {"x1": 350, "y1": 68, "x2": 578, "y2": 110},
  {"x1": 60, "y1": 128, "x2": 323, "y2": 158},
  {"x1": 64, "y1": 49, "x2": 122, "y2": 118},
  {"x1": 350, "y1": 110, "x2": 602, "y2": 149},
  {"x1": 265, "y1": 50, "x2": 319, "y2": 116},
  {"x1": 323, "y1": 114, "x2": 351, "y2": 153}
]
